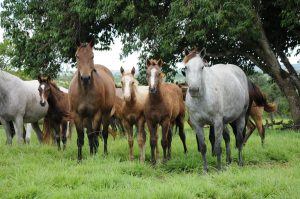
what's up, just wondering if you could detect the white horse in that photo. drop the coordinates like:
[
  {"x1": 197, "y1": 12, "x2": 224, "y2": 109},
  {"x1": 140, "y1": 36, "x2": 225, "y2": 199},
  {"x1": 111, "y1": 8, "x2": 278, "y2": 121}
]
[
  {"x1": 183, "y1": 49, "x2": 249, "y2": 172},
  {"x1": 0, "y1": 70, "x2": 48, "y2": 144}
]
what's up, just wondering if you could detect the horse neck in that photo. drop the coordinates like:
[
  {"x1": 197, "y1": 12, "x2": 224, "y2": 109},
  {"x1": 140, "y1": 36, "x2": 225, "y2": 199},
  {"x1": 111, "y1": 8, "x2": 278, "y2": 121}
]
[
  {"x1": 125, "y1": 86, "x2": 138, "y2": 106},
  {"x1": 47, "y1": 84, "x2": 64, "y2": 108}
]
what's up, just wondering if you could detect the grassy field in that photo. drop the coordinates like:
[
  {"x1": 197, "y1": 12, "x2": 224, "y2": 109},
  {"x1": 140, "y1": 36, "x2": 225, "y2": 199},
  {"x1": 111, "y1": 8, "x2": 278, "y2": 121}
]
[{"x1": 0, "y1": 125, "x2": 300, "y2": 199}]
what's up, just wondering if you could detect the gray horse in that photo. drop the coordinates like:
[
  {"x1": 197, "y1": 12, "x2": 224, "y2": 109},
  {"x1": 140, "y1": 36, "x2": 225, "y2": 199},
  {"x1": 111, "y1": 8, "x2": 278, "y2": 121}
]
[
  {"x1": 183, "y1": 49, "x2": 249, "y2": 172},
  {"x1": 0, "y1": 70, "x2": 48, "y2": 144}
]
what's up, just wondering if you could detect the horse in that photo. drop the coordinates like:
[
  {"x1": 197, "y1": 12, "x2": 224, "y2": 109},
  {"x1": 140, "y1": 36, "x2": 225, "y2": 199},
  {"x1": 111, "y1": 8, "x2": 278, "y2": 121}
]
[
  {"x1": 38, "y1": 75, "x2": 71, "y2": 150},
  {"x1": 144, "y1": 59, "x2": 187, "y2": 164},
  {"x1": 118, "y1": 66, "x2": 148, "y2": 161},
  {"x1": 69, "y1": 41, "x2": 116, "y2": 161},
  {"x1": 0, "y1": 69, "x2": 48, "y2": 144},
  {"x1": 183, "y1": 49, "x2": 250, "y2": 172}
]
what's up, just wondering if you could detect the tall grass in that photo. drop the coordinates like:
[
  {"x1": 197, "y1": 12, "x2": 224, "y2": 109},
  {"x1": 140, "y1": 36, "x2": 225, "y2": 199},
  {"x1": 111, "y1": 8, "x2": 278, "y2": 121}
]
[{"x1": 0, "y1": 126, "x2": 299, "y2": 198}]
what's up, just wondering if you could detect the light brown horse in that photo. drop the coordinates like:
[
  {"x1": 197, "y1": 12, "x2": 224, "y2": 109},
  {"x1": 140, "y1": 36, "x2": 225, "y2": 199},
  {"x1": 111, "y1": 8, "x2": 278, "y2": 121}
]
[
  {"x1": 69, "y1": 41, "x2": 116, "y2": 161},
  {"x1": 144, "y1": 59, "x2": 187, "y2": 164},
  {"x1": 118, "y1": 67, "x2": 148, "y2": 161},
  {"x1": 38, "y1": 75, "x2": 70, "y2": 150}
]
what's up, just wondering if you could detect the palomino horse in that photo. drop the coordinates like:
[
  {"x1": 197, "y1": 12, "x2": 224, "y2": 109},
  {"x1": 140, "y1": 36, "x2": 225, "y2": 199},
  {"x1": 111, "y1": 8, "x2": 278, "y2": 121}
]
[
  {"x1": 38, "y1": 75, "x2": 70, "y2": 150},
  {"x1": 144, "y1": 59, "x2": 187, "y2": 164},
  {"x1": 183, "y1": 49, "x2": 249, "y2": 172},
  {"x1": 0, "y1": 70, "x2": 48, "y2": 144},
  {"x1": 69, "y1": 41, "x2": 116, "y2": 161},
  {"x1": 119, "y1": 66, "x2": 148, "y2": 161}
]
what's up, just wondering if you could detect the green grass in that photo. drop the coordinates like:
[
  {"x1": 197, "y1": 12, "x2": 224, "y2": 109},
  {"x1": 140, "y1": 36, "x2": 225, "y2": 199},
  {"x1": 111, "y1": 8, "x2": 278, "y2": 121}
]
[{"x1": 0, "y1": 126, "x2": 300, "y2": 199}]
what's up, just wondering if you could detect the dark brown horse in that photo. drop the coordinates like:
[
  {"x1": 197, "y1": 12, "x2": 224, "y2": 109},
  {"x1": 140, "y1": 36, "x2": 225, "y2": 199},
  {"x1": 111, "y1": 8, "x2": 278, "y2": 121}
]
[
  {"x1": 144, "y1": 59, "x2": 187, "y2": 164},
  {"x1": 38, "y1": 75, "x2": 70, "y2": 150},
  {"x1": 69, "y1": 41, "x2": 116, "y2": 161}
]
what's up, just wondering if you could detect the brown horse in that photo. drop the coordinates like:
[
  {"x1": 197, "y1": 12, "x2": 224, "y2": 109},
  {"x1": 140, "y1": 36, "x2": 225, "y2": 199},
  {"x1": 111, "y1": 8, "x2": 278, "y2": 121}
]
[
  {"x1": 38, "y1": 75, "x2": 70, "y2": 150},
  {"x1": 69, "y1": 41, "x2": 116, "y2": 161},
  {"x1": 118, "y1": 67, "x2": 148, "y2": 161},
  {"x1": 144, "y1": 59, "x2": 187, "y2": 164},
  {"x1": 244, "y1": 101, "x2": 277, "y2": 145}
]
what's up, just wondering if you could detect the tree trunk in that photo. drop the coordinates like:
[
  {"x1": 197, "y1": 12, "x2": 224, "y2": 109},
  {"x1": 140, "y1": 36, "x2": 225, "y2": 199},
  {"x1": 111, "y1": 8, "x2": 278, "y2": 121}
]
[{"x1": 252, "y1": 12, "x2": 300, "y2": 125}]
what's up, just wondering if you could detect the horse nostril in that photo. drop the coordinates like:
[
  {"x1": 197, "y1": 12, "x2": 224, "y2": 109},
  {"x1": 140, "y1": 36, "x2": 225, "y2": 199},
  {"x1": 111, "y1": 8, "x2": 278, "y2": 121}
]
[
  {"x1": 189, "y1": 87, "x2": 199, "y2": 93},
  {"x1": 81, "y1": 75, "x2": 91, "y2": 84}
]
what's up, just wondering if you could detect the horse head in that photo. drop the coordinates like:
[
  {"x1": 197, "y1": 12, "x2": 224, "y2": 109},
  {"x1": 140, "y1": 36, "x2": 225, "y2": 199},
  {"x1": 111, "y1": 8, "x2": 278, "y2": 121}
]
[
  {"x1": 120, "y1": 66, "x2": 137, "y2": 102},
  {"x1": 182, "y1": 49, "x2": 206, "y2": 97},
  {"x1": 146, "y1": 59, "x2": 165, "y2": 94},
  {"x1": 75, "y1": 41, "x2": 96, "y2": 86},
  {"x1": 38, "y1": 75, "x2": 51, "y2": 106}
]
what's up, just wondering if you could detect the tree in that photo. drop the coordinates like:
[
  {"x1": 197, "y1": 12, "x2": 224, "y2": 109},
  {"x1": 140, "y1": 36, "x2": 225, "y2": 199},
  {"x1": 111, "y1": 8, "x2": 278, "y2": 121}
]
[{"x1": 1, "y1": 0, "x2": 300, "y2": 125}]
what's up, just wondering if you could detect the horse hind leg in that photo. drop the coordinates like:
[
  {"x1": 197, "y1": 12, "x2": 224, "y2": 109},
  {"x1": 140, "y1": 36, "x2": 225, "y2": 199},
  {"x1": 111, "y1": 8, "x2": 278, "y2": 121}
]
[
  {"x1": 243, "y1": 119, "x2": 255, "y2": 145},
  {"x1": 13, "y1": 116, "x2": 25, "y2": 144},
  {"x1": 167, "y1": 127, "x2": 173, "y2": 160},
  {"x1": 223, "y1": 126, "x2": 232, "y2": 164},
  {"x1": 235, "y1": 116, "x2": 246, "y2": 166},
  {"x1": 1, "y1": 119, "x2": 13, "y2": 144},
  {"x1": 52, "y1": 123, "x2": 61, "y2": 150},
  {"x1": 254, "y1": 116, "x2": 265, "y2": 146},
  {"x1": 31, "y1": 122, "x2": 43, "y2": 144},
  {"x1": 176, "y1": 116, "x2": 187, "y2": 154},
  {"x1": 101, "y1": 114, "x2": 111, "y2": 155}
]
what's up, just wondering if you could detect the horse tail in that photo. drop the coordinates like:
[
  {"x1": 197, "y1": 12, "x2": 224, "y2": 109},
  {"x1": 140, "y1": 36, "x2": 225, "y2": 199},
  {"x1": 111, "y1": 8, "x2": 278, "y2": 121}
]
[{"x1": 248, "y1": 79, "x2": 277, "y2": 113}]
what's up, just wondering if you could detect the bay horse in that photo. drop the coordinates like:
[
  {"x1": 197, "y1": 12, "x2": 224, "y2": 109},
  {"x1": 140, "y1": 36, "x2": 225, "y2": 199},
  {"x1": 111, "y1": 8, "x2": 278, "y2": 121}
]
[
  {"x1": 144, "y1": 59, "x2": 187, "y2": 164},
  {"x1": 0, "y1": 69, "x2": 48, "y2": 144},
  {"x1": 119, "y1": 66, "x2": 148, "y2": 161},
  {"x1": 69, "y1": 41, "x2": 116, "y2": 161},
  {"x1": 38, "y1": 75, "x2": 70, "y2": 150},
  {"x1": 183, "y1": 49, "x2": 249, "y2": 172}
]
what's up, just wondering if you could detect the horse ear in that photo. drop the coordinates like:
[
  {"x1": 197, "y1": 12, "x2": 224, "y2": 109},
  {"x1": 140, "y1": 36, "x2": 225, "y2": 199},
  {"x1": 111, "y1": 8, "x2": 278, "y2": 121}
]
[
  {"x1": 181, "y1": 70, "x2": 186, "y2": 77},
  {"x1": 131, "y1": 67, "x2": 135, "y2": 75},
  {"x1": 76, "y1": 38, "x2": 81, "y2": 47},
  {"x1": 160, "y1": 72, "x2": 165, "y2": 79},
  {"x1": 37, "y1": 75, "x2": 42, "y2": 83},
  {"x1": 184, "y1": 48, "x2": 189, "y2": 56},
  {"x1": 89, "y1": 39, "x2": 95, "y2": 48},
  {"x1": 46, "y1": 76, "x2": 51, "y2": 83},
  {"x1": 200, "y1": 47, "x2": 206, "y2": 58},
  {"x1": 120, "y1": 66, "x2": 124, "y2": 75},
  {"x1": 157, "y1": 59, "x2": 163, "y2": 67},
  {"x1": 146, "y1": 59, "x2": 151, "y2": 68}
]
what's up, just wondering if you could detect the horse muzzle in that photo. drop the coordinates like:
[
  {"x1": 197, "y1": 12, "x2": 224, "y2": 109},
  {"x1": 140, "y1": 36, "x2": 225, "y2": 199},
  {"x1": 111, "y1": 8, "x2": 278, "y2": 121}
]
[
  {"x1": 40, "y1": 101, "x2": 46, "y2": 107},
  {"x1": 149, "y1": 87, "x2": 157, "y2": 94},
  {"x1": 81, "y1": 75, "x2": 91, "y2": 85},
  {"x1": 188, "y1": 87, "x2": 200, "y2": 97}
]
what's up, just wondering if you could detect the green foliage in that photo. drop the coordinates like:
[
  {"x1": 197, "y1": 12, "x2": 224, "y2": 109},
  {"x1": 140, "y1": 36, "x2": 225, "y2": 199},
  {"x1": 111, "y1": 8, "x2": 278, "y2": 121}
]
[
  {"x1": 0, "y1": 126, "x2": 300, "y2": 198},
  {"x1": 249, "y1": 73, "x2": 290, "y2": 117}
]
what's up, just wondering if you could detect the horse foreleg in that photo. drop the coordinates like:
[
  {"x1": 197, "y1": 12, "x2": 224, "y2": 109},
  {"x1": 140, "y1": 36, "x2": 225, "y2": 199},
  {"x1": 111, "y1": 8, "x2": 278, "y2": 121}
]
[
  {"x1": 243, "y1": 119, "x2": 255, "y2": 145},
  {"x1": 13, "y1": 116, "x2": 25, "y2": 144},
  {"x1": 31, "y1": 122, "x2": 43, "y2": 144},
  {"x1": 161, "y1": 120, "x2": 170, "y2": 161},
  {"x1": 137, "y1": 117, "x2": 146, "y2": 162},
  {"x1": 124, "y1": 120, "x2": 134, "y2": 160},
  {"x1": 213, "y1": 120, "x2": 223, "y2": 172},
  {"x1": 52, "y1": 123, "x2": 61, "y2": 151},
  {"x1": 0, "y1": 119, "x2": 13, "y2": 144},
  {"x1": 75, "y1": 119, "x2": 84, "y2": 162},
  {"x1": 146, "y1": 120, "x2": 158, "y2": 164},
  {"x1": 61, "y1": 121, "x2": 68, "y2": 150}
]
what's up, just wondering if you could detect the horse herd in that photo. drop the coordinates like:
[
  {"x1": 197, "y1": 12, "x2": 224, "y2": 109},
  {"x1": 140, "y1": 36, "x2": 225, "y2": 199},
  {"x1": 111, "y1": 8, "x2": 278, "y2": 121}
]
[{"x1": 0, "y1": 42, "x2": 277, "y2": 172}]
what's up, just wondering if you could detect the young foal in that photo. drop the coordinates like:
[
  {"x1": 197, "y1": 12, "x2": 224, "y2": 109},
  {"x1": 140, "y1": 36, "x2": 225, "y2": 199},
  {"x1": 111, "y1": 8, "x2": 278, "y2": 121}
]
[
  {"x1": 119, "y1": 67, "x2": 148, "y2": 161},
  {"x1": 144, "y1": 59, "x2": 187, "y2": 163},
  {"x1": 38, "y1": 75, "x2": 70, "y2": 150},
  {"x1": 69, "y1": 41, "x2": 115, "y2": 161}
]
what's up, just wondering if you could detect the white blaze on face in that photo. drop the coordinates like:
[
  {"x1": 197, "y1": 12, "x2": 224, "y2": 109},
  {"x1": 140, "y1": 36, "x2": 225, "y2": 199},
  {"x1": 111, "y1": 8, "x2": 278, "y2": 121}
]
[
  {"x1": 150, "y1": 68, "x2": 157, "y2": 88},
  {"x1": 40, "y1": 84, "x2": 46, "y2": 103},
  {"x1": 123, "y1": 76, "x2": 132, "y2": 100}
]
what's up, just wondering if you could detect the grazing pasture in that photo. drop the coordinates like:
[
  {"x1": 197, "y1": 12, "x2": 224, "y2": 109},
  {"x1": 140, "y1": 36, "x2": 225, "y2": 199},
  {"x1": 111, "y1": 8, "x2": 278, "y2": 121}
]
[{"x1": 0, "y1": 126, "x2": 299, "y2": 198}]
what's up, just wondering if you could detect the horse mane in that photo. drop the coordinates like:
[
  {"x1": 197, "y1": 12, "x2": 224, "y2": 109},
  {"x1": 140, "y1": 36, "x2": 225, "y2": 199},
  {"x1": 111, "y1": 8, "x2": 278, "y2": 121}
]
[{"x1": 49, "y1": 80, "x2": 64, "y2": 93}]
